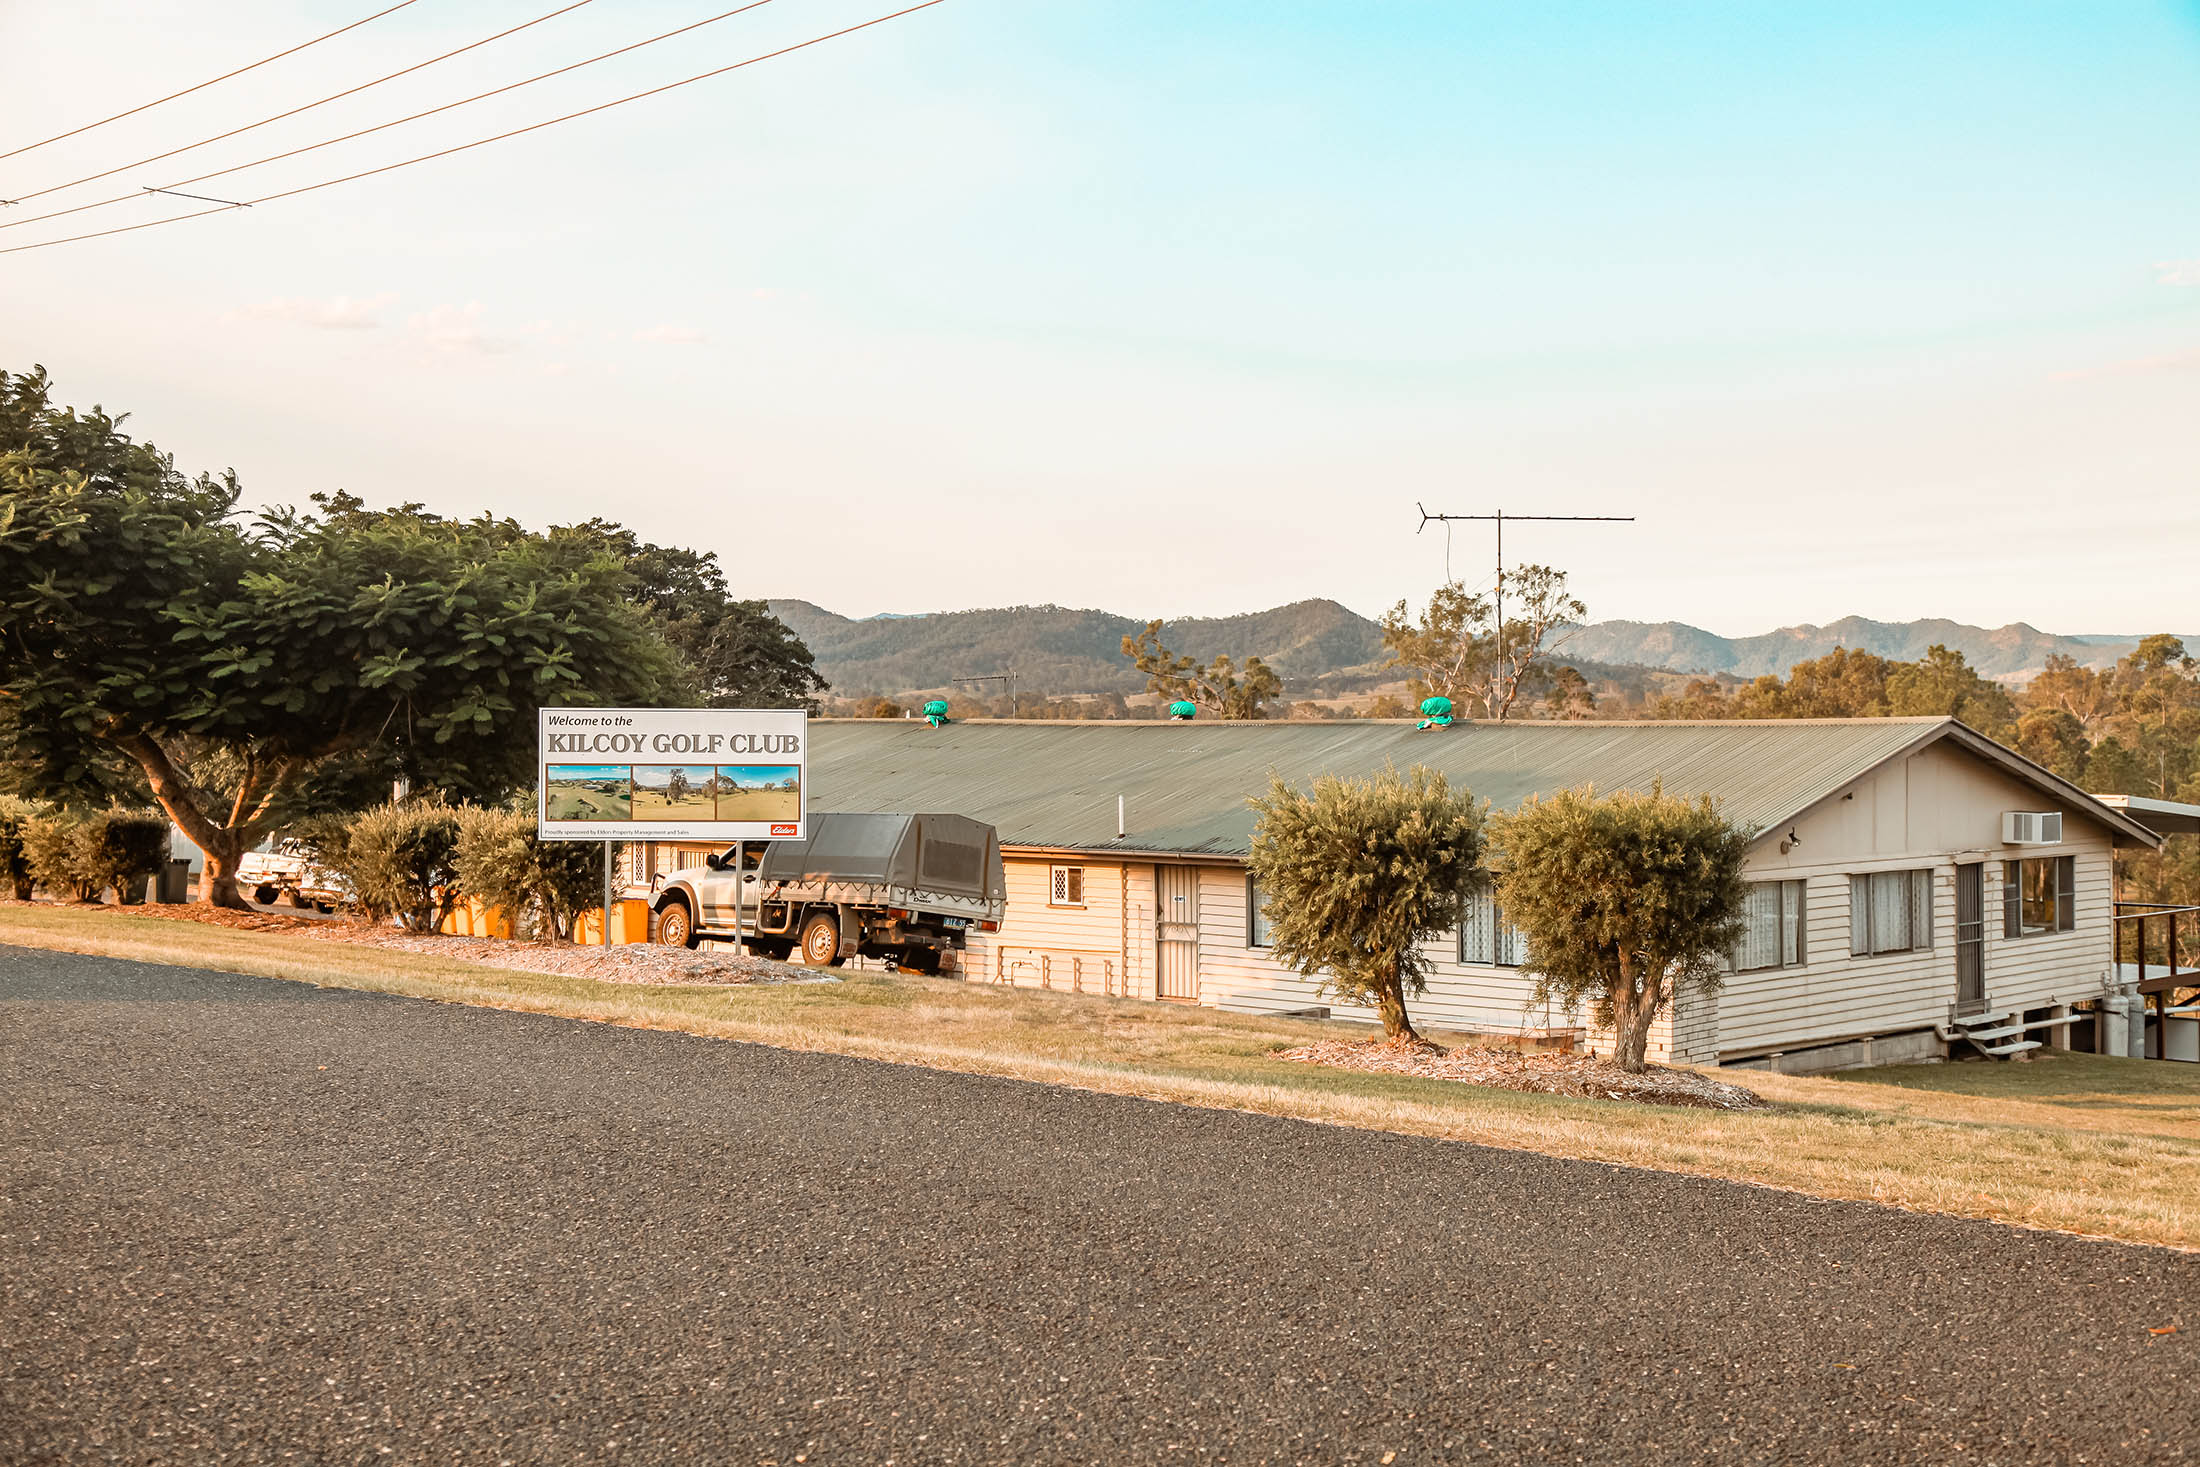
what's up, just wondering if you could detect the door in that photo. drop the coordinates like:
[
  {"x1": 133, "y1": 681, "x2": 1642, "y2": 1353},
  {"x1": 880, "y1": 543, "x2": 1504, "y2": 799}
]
[
  {"x1": 1955, "y1": 862, "x2": 1985, "y2": 1015},
  {"x1": 1155, "y1": 865, "x2": 1200, "y2": 1001}
]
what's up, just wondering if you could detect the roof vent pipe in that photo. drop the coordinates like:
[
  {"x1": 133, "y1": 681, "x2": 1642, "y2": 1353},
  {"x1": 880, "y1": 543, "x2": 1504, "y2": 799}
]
[{"x1": 1117, "y1": 794, "x2": 1126, "y2": 840}]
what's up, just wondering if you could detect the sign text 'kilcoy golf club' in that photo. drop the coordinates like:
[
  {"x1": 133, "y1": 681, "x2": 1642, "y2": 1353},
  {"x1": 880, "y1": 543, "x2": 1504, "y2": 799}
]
[{"x1": 537, "y1": 707, "x2": 807, "y2": 842}]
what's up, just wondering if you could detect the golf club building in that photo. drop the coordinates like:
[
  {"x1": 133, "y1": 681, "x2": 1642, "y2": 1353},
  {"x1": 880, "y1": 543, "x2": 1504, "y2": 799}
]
[{"x1": 624, "y1": 717, "x2": 2162, "y2": 1072}]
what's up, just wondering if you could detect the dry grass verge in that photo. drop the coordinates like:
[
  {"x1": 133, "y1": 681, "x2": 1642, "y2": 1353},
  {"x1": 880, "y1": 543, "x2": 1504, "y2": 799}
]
[{"x1": 4, "y1": 903, "x2": 2198, "y2": 1251}]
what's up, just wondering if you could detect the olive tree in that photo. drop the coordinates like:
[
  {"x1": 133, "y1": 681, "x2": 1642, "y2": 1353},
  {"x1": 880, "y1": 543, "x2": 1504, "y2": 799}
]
[
  {"x1": 1246, "y1": 764, "x2": 1484, "y2": 1041},
  {"x1": 0, "y1": 368, "x2": 683, "y2": 906},
  {"x1": 1491, "y1": 784, "x2": 1749, "y2": 1072}
]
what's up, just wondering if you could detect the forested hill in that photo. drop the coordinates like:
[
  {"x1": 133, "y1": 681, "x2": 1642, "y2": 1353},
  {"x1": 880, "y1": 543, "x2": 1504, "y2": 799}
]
[
  {"x1": 1563, "y1": 617, "x2": 2153, "y2": 680},
  {"x1": 767, "y1": 599, "x2": 1388, "y2": 697},
  {"x1": 769, "y1": 599, "x2": 2171, "y2": 698}
]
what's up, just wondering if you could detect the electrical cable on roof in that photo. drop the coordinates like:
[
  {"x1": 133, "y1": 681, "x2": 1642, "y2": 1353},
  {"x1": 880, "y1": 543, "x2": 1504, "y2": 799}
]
[
  {"x1": 3, "y1": 0, "x2": 600, "y2": 208},
  {"x1": 0, "y1": 0, "x2": 425, "y2": 165},
  {"x1": 1, "y1": 0, "x2": 785, "y2": 234},
  {"x1": 0, "y1": 1, "x2": 948, "y2": 257}
]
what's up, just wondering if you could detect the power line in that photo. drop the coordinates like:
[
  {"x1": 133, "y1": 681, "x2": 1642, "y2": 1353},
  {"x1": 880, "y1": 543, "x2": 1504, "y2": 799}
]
[
  {"x1": 0, "y1": 1, "x2": 948, "y2": 258},
  {"x1": 0, "y1": 0, "x2": 425, "y2": 165},
  {"x1": 3, "y1": 0, "x2": 600, "y2": 209},
  {"x1": 2, "y1": 0, "x2": 785, "y2": 234}
]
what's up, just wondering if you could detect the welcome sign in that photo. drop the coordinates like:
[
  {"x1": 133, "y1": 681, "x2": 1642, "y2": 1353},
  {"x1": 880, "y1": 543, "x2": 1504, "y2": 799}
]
[{"x1": 536, "y1": 707, "x2": 808, "y2": 842}]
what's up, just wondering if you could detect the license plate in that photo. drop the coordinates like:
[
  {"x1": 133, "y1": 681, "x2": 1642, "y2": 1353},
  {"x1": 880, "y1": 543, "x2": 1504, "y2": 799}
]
[{"x1": 941, "y1": 916, "x2": 968, "y2": 930}]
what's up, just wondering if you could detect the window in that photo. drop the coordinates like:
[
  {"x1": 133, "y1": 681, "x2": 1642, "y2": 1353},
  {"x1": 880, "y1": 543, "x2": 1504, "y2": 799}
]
[
  {"x1": 1733, "y1": 879, "x2": 1807, "y2": 972},
  {"x1": 1848, "y1": 869, "x2": 1934, "y2": 956},
  {"x1": 1246, "y1": 874, "x2": 1273, "y2": 948},
  {"x1": 1457, "y1": 890, "x2": 1525, "y2": 967},
  {"x1": 1049, "y1": 865, "x2": 1085, "y2": 907},
  {"x1": 2003, "y1": 856, "x2": 2074, "y2": 937}
]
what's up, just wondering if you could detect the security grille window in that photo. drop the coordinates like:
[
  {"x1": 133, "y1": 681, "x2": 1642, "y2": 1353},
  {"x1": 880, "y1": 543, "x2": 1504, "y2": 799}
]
[
  {"x1": 1246, "y1": 874, "x2": 1273, "y2": 948},
  {"x1": 1050, "y1": 865, "x2": 1085, "y2": 908},
  {"x1": 1848, "y1": 869, "x2": 1934, "y2": 956},
  {"x1": 1457, "y1": 890, "x2": 1525, "y2": 967},
  {"x1": 1734, "y1": 879, "x2": 1807, "y2": 972},
  {"x1": 2003, "y1": 855, "x2": 2075, "y2": 937}
]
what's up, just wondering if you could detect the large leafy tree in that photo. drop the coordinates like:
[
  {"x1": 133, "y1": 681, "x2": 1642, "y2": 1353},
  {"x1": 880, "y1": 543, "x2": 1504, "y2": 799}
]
[
  {"x1": 561, "y1": 520, "x2": 825, "y2": 709},
  {"x1": 1381, "y1": 566, "x2": 1587, "y2": 721},
  {"x1": 1246, "y1": 764, "x2": 1485, "y2": 1041},
  {"x1": 1491, "y1": 784, "x2": 1748, "y2": 1072},
  {"x1": 1121, "y1": 620, "x2": 1281, "y2": 718},
  {"x1": 0, "y1": 367, "x2": 682, "y2": 906}
]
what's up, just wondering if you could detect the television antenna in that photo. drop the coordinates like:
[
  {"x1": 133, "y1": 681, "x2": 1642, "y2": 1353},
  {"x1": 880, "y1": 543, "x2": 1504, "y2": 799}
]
[{"x1": 1414, "y1": 505, "x2": 1635, "y2": 718}]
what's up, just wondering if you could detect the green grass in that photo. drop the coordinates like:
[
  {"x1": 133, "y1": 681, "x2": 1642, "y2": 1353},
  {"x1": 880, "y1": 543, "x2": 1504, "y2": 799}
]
[{"x1": 5, "y1": 903, "x2": 2198, "y2": 1251}]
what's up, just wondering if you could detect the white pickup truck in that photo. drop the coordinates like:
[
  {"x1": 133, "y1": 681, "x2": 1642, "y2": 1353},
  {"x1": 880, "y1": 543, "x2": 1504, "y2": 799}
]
[
  {"x1": 649, "y1": 812, "x2": 1005, "y2": 973},
  {"x1": 235, "y1": 838, "x2": 349, "y2": 911}
]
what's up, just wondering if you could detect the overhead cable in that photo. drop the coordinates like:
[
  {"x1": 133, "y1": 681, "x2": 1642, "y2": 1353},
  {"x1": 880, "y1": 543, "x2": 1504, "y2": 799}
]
[
  {"x1": 0, "y1": 0, "x2": 425, "y2": 164},
  {"x1": 1, "y1": 0, "x2": 785, "y2": 232},
  {"x1": 0, "y1": 1, "x2": 948, "y2": 257},
  {"x1": 3, "y1": 0, "x2": 599, "y2": 208}
]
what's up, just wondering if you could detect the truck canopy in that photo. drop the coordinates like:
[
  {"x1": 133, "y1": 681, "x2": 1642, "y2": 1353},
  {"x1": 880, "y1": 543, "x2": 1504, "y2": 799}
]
[{"x1": 755, "y1": 813, "x2": 1003, "y2": 904}]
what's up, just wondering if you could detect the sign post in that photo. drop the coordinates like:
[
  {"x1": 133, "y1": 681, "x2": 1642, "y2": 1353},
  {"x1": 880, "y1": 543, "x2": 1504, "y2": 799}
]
[{"x1": 536, "y1": 708, "x2": 809, "y2": 945}]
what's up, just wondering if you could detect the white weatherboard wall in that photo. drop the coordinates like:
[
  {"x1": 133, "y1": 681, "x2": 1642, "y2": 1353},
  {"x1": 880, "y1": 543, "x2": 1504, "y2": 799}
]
[{"x1": 1719, "y1": 741, "x2": 2116, "y2": 1058}]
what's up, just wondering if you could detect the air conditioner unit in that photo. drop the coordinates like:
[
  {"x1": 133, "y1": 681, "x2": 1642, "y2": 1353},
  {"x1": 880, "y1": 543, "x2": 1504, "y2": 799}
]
[{"x1": 2002, "y1": 811, "x2": 2063, "y2": 845}]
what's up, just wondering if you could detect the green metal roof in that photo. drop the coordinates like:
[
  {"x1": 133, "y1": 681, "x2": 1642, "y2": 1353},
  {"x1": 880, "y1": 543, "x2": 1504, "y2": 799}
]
[{"x1": 805, "y1": 717, "x2": 2003, "y2": 859}]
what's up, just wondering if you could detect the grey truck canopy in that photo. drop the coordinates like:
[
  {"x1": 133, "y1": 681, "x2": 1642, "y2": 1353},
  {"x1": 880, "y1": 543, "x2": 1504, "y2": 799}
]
[{"x1": 753, "y1": 812, "x2": 1003, "y2": 902}]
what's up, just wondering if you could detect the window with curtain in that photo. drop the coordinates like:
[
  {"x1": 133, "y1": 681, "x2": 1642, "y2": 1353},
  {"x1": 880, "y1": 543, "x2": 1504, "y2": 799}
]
[
  {"x1": 2003, "y1": 856, "x2": 2075, "y2": 937},
  {"x1": 1848, "y1": 869, "x2": 1933, "y2": 956},
  {"x1": 1246, "y1": 874, "x2": 1273, "y2": 948},
  {"x1": 1457, "y1": 889, "x2": 1525, "y2": 966},
  {"x1": 1733, "y1": 879, "x2": 1807, "y2": 972}
]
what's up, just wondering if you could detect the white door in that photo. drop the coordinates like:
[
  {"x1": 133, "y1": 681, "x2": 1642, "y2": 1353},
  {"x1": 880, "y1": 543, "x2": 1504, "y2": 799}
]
[{"x1": 1155, "y1": 865, "x2": 1200, "y2": 1001}]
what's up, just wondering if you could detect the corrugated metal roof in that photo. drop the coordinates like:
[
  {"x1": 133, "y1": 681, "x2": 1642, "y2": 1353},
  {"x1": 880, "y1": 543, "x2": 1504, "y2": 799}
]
[{"x1": 805, "y1": 717, "x2": 1959, "y2": 858}]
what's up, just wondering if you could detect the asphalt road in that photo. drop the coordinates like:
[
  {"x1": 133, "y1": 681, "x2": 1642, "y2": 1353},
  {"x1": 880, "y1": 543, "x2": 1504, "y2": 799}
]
[{"x1": 3, "y1": 946, "x2": 2195, "y2": 1466}]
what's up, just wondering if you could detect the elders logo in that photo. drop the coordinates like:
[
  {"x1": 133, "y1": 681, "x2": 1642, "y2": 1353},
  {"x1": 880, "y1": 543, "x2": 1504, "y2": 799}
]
[{"x1": 771, "y1": 824, "x2": 798, "y2": 836}]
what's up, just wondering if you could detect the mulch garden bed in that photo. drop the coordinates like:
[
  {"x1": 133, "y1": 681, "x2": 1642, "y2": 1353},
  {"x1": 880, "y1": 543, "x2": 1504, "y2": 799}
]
[{"x1": 1276, "y1": 1036, "x2": 1767, "y2": 1111}]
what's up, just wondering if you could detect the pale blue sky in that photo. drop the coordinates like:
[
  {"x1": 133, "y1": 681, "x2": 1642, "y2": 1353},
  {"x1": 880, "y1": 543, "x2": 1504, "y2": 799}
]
[{"x1": 4, "y1": 2, "x2": 2197, "y2": 633}]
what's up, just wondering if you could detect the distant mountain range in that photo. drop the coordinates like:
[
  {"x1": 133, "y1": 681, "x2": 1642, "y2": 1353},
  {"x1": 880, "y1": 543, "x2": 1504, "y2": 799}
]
[
  {"x1": 768, "y1": 600, "x2": 2174, "y2": 698},
  {"x1": 768, "y1": 598, "x2": 1392, "y2": 698}
]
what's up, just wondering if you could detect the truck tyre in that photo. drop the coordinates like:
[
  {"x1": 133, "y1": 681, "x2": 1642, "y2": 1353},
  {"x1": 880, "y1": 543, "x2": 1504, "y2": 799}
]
[
  {"x1": 799, "y1": 912, "x2": 844, "y2": 967},
  {"x1": 284, "y1": 888, "x2": 316, "y2": 909},
  {"x1": 254, "y1": 884, "x2": 280, "y2": 906},
  {"x1": 656, "y1": 898, "x2": 699, "y2": 949}
]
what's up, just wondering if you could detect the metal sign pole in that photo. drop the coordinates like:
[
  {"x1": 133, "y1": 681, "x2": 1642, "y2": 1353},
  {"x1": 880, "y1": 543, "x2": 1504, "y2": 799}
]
[
  {"x1": 733, "y1": 839, "x2": 745, "y2": 955},
  {"x1": 602, "y1": 839, "x2": 613, "y2": 948}
]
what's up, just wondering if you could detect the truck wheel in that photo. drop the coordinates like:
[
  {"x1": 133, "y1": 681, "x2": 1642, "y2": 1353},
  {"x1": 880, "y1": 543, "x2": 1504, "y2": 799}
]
[
  {"x1": 799, "y1": 912, "x2": 844, "y2": 967},
  {"x1": 284, "y1": 888, "x2": 315, "y2": 909},
  {"x1": 656, "y1": 899, "x2": 699, "y2": 949},
  {"x1": 254, "y1": 884, "x2": 279, "y2": 906}
]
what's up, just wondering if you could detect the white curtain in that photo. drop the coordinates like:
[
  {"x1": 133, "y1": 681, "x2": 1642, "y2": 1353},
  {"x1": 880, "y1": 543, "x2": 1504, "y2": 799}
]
[{"x1": 1870, "y1": 870, "x2": 1909, "y2": 953}]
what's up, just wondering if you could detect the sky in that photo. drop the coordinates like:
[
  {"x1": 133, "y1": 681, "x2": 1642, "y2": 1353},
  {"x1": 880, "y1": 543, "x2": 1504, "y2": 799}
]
[{"x1": 3, "y1": 1, "x2": 2198, "y2": 635}]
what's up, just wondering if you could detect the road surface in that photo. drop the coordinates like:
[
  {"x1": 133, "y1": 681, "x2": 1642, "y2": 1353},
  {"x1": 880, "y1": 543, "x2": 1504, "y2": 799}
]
[{"x1": 3, "y1": 945, "x2": 2194, "y2": 1464}]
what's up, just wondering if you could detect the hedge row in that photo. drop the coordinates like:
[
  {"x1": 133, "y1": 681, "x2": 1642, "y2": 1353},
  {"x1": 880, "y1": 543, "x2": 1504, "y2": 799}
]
[{"x1": 0, "y1": 801, "x2": 171, "y2": 903}]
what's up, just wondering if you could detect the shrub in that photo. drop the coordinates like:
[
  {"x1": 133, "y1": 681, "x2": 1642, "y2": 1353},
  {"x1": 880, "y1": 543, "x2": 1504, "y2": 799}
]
[
  {"x1": 22, "y1": 812, "x2": 102, "y2": 901},
  {"x1": 326, "y1": 802, "x2": 465, "y2": 932},
  {"x1": 1246, "y1": 763, "x2": 1486, "y2": 1041},
  {"x1": 1491, "y1": 783, "x2": 1749, "y2": 1073},
  {"x1": 454, "y1": 806, "x2": 603, "y2": 941},
  {"x1": 0, "y1": 797, "x2": 37, "y2": 900},
  {"x1": 82, "y1": 810, "x2": 170, "y2": 901}
]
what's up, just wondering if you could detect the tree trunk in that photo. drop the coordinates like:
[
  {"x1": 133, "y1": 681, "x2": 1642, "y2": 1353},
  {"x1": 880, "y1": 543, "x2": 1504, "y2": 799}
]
[
  {"x1": 1374, "y1": 972, "x2": 1423, "y2": 1044},
  {"x1": 198, "y1": 830, "x2": 252, "y2": 910},
  {"x1": 1607, "y1": 954, "x2": 1653, "y2": 1073}
]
